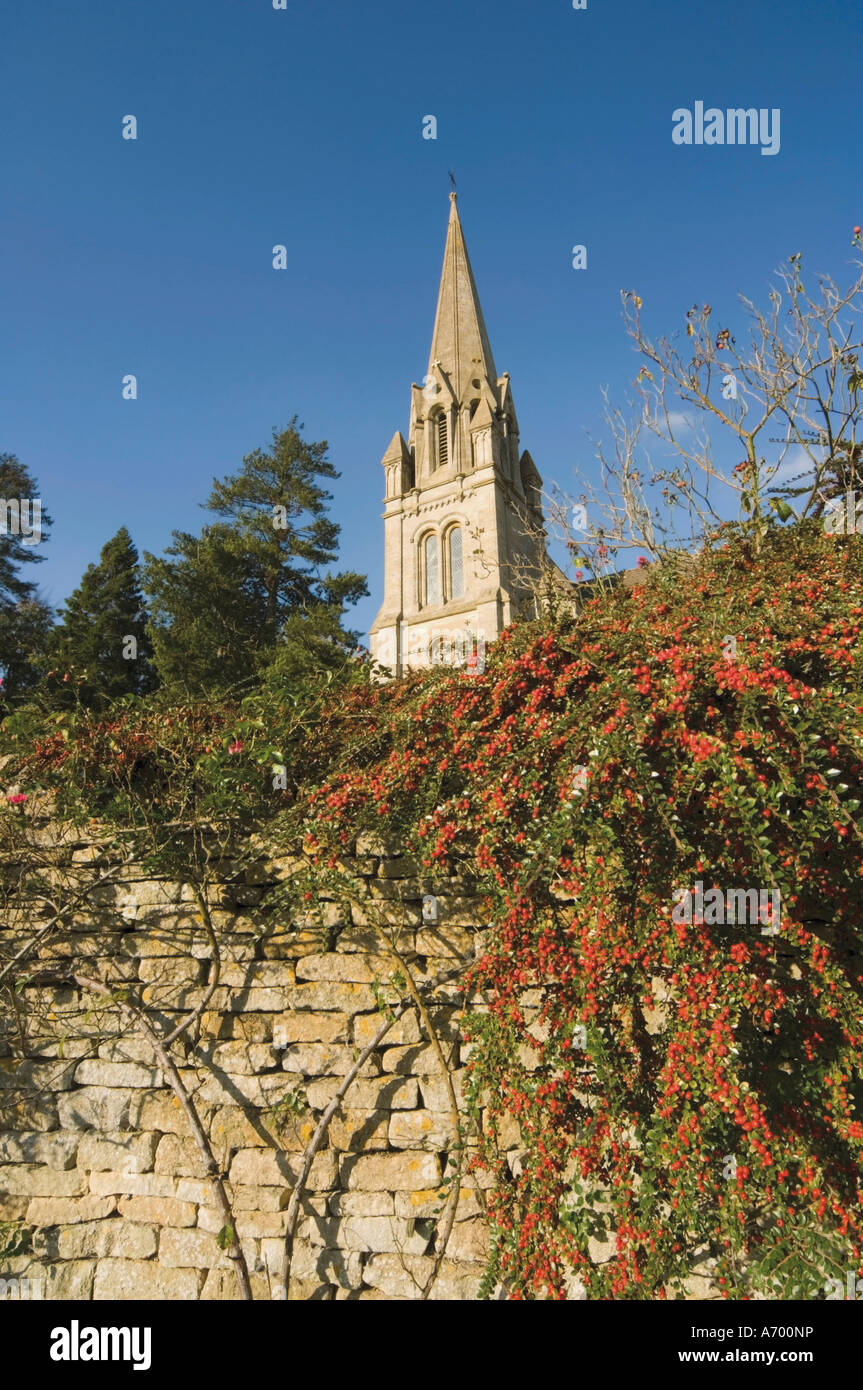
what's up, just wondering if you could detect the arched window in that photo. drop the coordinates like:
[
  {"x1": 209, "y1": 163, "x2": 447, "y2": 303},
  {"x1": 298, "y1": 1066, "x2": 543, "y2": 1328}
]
[
  {"x1": 423, "y1": 533, "x2": 440, "y2": 607},
  {"x1": 448, "y1": 526, "x2": 464, "y2": 600}
]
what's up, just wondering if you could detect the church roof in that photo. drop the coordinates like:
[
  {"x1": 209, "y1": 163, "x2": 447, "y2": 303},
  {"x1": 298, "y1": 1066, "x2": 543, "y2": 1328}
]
[{"x1": 427, "y1": 193, "x2": 498, "y2": 403}]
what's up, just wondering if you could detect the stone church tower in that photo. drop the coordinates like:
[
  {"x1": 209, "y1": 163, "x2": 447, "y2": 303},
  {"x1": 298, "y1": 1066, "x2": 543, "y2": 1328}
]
[{"x1": 369, "y1": 193, "x2": 546, "y2": 675}]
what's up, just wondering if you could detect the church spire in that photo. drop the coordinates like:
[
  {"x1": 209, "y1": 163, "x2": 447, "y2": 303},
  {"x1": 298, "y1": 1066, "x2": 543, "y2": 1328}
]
[{"x1": 427, "y1": 192, "x2": 497, "y2": 403}]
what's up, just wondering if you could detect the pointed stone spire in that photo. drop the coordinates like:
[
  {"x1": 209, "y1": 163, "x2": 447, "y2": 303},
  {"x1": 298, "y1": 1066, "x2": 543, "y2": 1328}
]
[{"x1": 427, "y1": 192, "x2": 497, "y2": 403}]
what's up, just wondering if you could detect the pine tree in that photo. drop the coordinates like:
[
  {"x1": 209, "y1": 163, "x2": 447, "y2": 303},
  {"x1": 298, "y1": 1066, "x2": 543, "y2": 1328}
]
[
  {"x1": 0, "y1": 453, "x2": 52, "y2": 705},
  {"x1": 144, "y1": 420, "x2": 367, "y2": 692},
  {"x1": 44, "y1": 527, "x2": 155, "y2": 708}
]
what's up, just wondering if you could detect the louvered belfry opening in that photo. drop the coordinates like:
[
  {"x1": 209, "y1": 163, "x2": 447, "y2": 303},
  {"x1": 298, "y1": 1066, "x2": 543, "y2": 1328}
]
[{"x1": 437, "y1": 412, "x2": 448, "y2": 466}]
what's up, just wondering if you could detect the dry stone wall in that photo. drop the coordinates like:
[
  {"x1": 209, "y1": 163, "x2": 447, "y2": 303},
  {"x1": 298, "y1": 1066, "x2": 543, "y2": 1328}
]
[{"x1": 0, "y1": 808, "x2": 509, "y2": 1301}]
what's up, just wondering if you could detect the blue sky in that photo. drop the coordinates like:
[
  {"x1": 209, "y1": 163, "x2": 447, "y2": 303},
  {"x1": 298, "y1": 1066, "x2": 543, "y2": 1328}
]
[{"x1": 2, "y1": 0, "x2": 859, "y2": 640}]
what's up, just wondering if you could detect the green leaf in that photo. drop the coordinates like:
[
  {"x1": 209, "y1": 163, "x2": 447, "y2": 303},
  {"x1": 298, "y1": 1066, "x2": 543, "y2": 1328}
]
[
  {"x1": 216, "y1": 1224, "x2": 235, "y2": 1250},
  {"x1": 769, "y1": 497, "x2": 794, "y2": 522}
]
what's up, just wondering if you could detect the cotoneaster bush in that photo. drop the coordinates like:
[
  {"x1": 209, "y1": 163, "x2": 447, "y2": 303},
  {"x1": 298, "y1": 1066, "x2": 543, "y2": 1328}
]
[{"x1": 293, "y1": 522, "x2": 863, "y2": 1299}]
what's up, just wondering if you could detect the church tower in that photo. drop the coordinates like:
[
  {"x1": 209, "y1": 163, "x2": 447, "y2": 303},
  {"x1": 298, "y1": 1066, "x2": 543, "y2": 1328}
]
[{"x1": 369, "y1": 192, "x2": 546, "y2": 675}]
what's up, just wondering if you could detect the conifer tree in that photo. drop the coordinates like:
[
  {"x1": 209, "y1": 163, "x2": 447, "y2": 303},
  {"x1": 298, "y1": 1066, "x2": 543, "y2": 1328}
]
[
  {"x1": 144, "y1": 420, "x2": 367, "y2": 692},
  {"x1": 44, "y1": 527, "x2": 155, "y2": 708}
]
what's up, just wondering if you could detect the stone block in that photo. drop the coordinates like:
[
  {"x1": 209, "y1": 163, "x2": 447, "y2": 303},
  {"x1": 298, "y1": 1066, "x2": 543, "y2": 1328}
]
[
  {"x1": 27, "y1": 1196, "x2": 116, "y2": 1225},
  {"x1": 285, "y1": 982, "x2": 378, "y2": 1013},
  {"x1": 418, "y1": 1070, "x2": 468, "y2": 1112},
  {"x1": 0, "y1": 1097, "x2": 59, "y2": 1132},
  {"x1": 394, "y1": 1187, "x2": 482, "y2": 1220},
  {"x1": 89, "y1": 1171, "x2": 178, "y2": 1199},
  {"x1": 340, "y1": 1151, "x2": 441, "y2": 1192},
  {"x1": 328, "y1": 1192, "x2": 394, "y2": 1218},
  {"x1": 57, "y1": 1219, "x2": 158, "y2": 1260},
  {"x1": 377, "y1": 855, "x2": 418, "y2": 879},
  {"x1": 272, "y1": 1013, "x2": 349, "y2": 1046},
  {"x1": 360, "y1": 1252, "x2": 431, "y2": 1298},
  {"x1": 380, "y1": 1043, "x2": 457, "y2": 1075},
  {"x1": 0, "y1": 1059, "x2": 75, "y2": 1092},
  {"x1": 426, "y1": 1260, "x2": 486, "y2": 1300},
  {"x1": 77, "y1": 1131, "x2": 160, "y2": 1173},
  {"x1": 73, "y1": 1061, "x2": 163, "y2": 1089},
  {"x1": 188, "y1": 1071, "x2": 297, "y2": 1108},
  {"x1": 355, "y1": 831, "x2": 398, "y2": 856},
  {"x1": 124, "y1": 879, "x2": 188, "y2": 906},
  {"x1": 328, "y1": 1109, "x2": 389, "y2": 1152},
  {"x1": 419, "y1": 898, "x2": 480, "y2": 930},
  {"x1": 117, "y1": 1195, "x2": 197, "y2": 1227},
  {"x1": 0, "y1": 1166, "x2": 86, "y2": 1197},
  {"x1": 305, "y1": 1076, "x2": 419, "y2": 1112},
  {"x1": 231, "y1": 1185, "x2": 288, "y2": 1212},
  {"x1": 93, "y1": 1260, "x2": 204, "y2": 1301},
  {"x1": 446, "y1": 1219, "x2": 490, "y2": 1261},
  {"x1": 208, "y1": 1106, "x2": 274, "y2": 1151},
  {"x1": 175, "y1": 1179, "x2": 215, "y2": 1204},
  {"x1": 482, "y1": 1109, "x2": 522, "y2": 1150},
  {"x1": 201, "y1": 1267, "x2": 272, "y2": 1300},
  {"x1": 129, "y1": 1091, "x2": 192, "y2": 1135},
  {"x1": 302, "y1": 1215, "x2": 429, "y2": 1256},
  {"x1": 295, "y1": 954, "x2": 391, "y2": 984},
  {"x1": 0, "y1": 1196, "x2": 29, "y2": 1220},
  {"x1": 0, "y1": 1132, "x2": 78, "y2": 1169},
  {"x1": 361, "y1": 1253, "x2": 484, "y2": 1300},
  {"x1": 122, "y1": 933, "x2": 186, "y2": 958},
  {"x1": 199, "y1": 1206, "x2": 285, "y2": 1240},
  {"x1": 389, "y1": 1110, "x2": 452, "y2": 1150},
  {"x1": 224, "y1": 989, "x2": 285, "y2": 1012},
  {"x1": 95, "y1": 1039, "x2": 160, "y2": 1065},
  {"x1": 415, "y1": 924, "x2": 477, "y2": 958},
  {"x1": 349, "y1": 901, "x2": 421, "y2": 928},
  {"x1": 153, "y1": 1133, "x2": 208, "y2": 1178},
  {"x1": 276, "y1": 1239, "x2": 363, "y2": 1290},
  {"x1": 44, "y1": 1260, "x2": 96, "y2": 1301},
  {"x1": 336, "y1": 925, "x2": 411, "y2": 954},
  {"x1": 141, "y1": 984, "x2": 220, "y2": 1010},
  {"x1": 12, "y1": 1039, "x2": 92, "y2": 1061},
  {"x1": 199, "y1": 1011, "x2": 273, "y2": 1042},
  {"x1": 218, "y1": 962, "x2": 294, "y2": 988},
  {"x1": 280, "y1": 1044, "x2": 380, "y2": 1078},
  {"x1": 57, "y1": 1087, "x2": 133, "y2": 1133},
  {"x1": 353, "y1": 1011, "x2": 422, "y2": 1048},
  {"x1": 137, "y1": 958, "x2": 204, "y2": 986},
  {"x1": 229, "y1": 1149, "x2": 337, "y2": 1191},
  {"x1": 158, "y1": 1226, "x2": 255, "y2": 1270},
  {"x1": 588, "y1": 1232, "x2": 617, "y2": 1264},
  {"x1": 207, "y1": 1042, "x2": 279, "y2": 1075}
]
